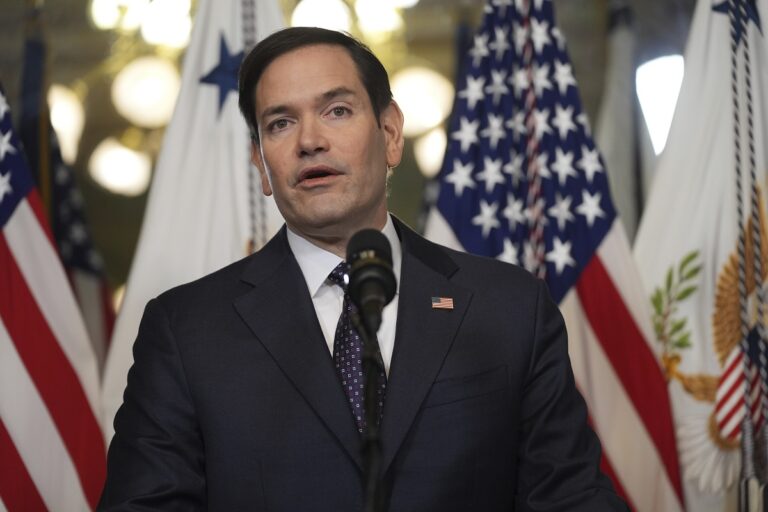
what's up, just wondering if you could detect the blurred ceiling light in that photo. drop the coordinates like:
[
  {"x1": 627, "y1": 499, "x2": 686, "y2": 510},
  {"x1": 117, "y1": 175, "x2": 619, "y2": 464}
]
[
  {"x1": 140, "y1": 0, "x2": 192, "y2": 49},
  {"x1": 291, "y1": 0, "x2": 352, "y2": 32},
  {"x1": 89, "y1": 0, "x2": 148, "y2": 31},
  {"x1": 355, "y1": 0, "x2": 403, "y2": 37},
  {"x1": 388, "y1": 0, "x2": 420, "y2": 7},
  {"x1": 48, "y1": 84, "x2": 85, "y2": 165},
  {"x1": 414, "y1": 127, "x2": 447, "y2": 178},
  {"x1": 636, "y1": 54, "x2": 684, "y2": 155},
  {"x1": 89, "y1": 137, "x2": 152, "y2": 196},
  {"x1": 111, "y1": 56, "x2": 180, "y2": 128},
  {"x1": 391, "y1": 66, "x2": 454, "y2": 137}
]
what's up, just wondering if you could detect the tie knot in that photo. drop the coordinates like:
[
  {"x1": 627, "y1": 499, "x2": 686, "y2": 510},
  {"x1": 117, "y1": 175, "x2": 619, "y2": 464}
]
[{"x1": 328, "y1": 261, "x2": 349, "y2": 291}]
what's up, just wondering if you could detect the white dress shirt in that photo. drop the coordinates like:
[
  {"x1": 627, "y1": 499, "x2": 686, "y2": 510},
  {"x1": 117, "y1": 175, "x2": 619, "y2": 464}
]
[{"x1": 286, "y1": 215, "x2": 402, "y2": 375}]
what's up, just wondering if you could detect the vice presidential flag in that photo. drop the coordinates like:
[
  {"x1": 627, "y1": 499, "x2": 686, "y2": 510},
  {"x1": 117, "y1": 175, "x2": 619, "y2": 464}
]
[
  {"x1": 0, "y1": 87, "x2": 105, "y2": 510},
  {"x1": 101, "y1": 0, "x2": 285, "y2": 440},
  {"x1": 635, "y1": 0, "x2": 768, "y2": 509},
  {"x1": 425, "y1": 0, "x2": 683, "y2": 509}
]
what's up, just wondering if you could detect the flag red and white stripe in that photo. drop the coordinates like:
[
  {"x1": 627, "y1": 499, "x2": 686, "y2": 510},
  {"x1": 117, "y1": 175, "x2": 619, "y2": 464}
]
[{"x1": 0, "y1": 89, "x2": 105, "y2": 510}]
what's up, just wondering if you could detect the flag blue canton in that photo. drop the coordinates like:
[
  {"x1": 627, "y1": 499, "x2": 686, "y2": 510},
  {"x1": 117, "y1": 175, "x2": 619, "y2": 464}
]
[
  {"x1": 47, "y1": 132, "x2": 105, "y2": 275},
  {"x1": 434, "y1": 0, "x2": 616, "y2": 303},
  {"x1": 0, "y1": 89, "x2": 34, "y2": 229}
]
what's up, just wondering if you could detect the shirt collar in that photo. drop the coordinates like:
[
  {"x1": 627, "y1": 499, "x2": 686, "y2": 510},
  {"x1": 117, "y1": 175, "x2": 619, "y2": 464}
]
[{"x1": 287, "y1": 214, "x2": 402, "y2": 297}]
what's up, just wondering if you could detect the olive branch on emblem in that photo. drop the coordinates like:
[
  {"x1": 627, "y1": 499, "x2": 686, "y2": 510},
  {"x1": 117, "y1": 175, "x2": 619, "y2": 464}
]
[{"x1": 650, "y1": 250, "x2": 701, "y2": 357}]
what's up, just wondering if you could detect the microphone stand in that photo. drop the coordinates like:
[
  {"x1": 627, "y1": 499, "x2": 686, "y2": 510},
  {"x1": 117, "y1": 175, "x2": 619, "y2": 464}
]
[{"x1": 351, "y1": 311, "x2": 386, "y2": 512}]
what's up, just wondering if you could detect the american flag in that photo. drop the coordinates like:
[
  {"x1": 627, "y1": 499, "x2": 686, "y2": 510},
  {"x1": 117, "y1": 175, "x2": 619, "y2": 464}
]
[
  {"x1": 19, "y1": 27, "x2": 115, "y2": 372},
  {"x1": 0, "y1": 86, "x2": 105, "y2": 510},
  {"x1": 424, "y1": 0, "x2": 684, "y2": 509}
]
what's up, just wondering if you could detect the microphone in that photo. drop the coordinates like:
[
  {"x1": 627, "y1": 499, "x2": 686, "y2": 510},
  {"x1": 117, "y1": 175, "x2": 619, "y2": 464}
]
[{"x1": 346, "y1": 229, "x2": 396, "y2": 335}]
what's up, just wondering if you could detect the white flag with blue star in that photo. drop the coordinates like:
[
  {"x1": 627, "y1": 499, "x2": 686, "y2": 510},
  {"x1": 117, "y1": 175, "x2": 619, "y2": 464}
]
[{"x1": 101, "y1": 0, "x2": 285, "y2": 440}]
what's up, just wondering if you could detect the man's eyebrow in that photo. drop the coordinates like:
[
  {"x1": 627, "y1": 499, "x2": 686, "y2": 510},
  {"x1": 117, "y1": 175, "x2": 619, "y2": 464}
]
[
  {"x1": 260, "y1": 87, "x2": 358, "y2": 120},
  {"x1": 320, "y1": 86, "x2": 356, "y2": 102}
]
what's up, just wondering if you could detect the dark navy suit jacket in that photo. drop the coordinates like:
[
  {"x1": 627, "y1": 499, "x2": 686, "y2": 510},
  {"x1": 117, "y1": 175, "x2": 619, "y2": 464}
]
[{"x1": 99, "y1": 219, "x2": 627, "y2": 511}]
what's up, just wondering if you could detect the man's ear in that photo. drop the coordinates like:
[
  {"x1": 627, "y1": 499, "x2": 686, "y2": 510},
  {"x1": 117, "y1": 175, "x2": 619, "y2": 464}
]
[
  {"x1": 381, "y1": 101, "x2": 405, "y2": 169},
  {"x1": 250, "y1": 142, "x2": 273, "y2": 196}
]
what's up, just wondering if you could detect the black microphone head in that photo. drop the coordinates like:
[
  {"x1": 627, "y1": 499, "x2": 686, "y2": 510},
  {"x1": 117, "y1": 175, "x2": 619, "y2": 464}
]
[
  {"x1": 346, "y1": 229, "x2": 396, "y2": 319},
  {"x1": 347, "y1": 229, "x2": 392, "y2": 267}
]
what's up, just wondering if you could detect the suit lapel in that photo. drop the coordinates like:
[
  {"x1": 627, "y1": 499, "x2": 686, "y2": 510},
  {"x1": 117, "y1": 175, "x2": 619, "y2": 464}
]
[
  {"x1": 233, "y1": 230, "x2": 363, "y2": 471},
  {"x1": 380, "y1": 222, "x2": 473, "y2": 475}
]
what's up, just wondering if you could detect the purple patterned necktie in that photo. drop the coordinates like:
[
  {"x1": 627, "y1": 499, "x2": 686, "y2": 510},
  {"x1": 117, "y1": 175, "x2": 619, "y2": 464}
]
[{"x1": 328, "y1": 262, "x2": 387, "y2": 434}]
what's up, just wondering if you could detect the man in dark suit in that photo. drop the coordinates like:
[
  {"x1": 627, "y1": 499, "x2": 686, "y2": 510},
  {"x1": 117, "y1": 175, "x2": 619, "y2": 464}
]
[{"x1": 99, "y1": 27, "x2": 628, "y2": 511}]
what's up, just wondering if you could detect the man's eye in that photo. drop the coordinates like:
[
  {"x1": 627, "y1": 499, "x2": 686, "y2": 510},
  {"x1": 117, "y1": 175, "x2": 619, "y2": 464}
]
[
  {"x1": 269, "y1": 119, "x2": 289, "y2": 131},
  {"x1": 330, "y1": 106, "x2": 349, "y2": 117}
]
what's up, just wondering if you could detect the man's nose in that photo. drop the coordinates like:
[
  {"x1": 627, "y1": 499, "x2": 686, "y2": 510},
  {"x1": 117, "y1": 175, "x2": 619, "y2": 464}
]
[{"x1": 296, "y1": 118, "x2": 329, "y2": 157}]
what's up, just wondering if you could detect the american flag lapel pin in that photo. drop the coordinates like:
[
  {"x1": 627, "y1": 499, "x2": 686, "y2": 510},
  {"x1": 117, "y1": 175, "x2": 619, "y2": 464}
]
[{"x1": 431, "y1": 296, "x2": 454, "y2": 310}]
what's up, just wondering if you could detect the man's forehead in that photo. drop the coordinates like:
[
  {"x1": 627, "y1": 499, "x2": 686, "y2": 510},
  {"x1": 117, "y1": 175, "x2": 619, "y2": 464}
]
[{"x1": 255, "y1": 44, "x2": 365, "y2": 110}]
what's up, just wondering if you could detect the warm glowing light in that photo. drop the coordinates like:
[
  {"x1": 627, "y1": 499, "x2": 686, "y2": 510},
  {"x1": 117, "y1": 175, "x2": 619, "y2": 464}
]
[
  {"x1": 111, "y1": 56, "x2": 180, "y2": 128},
  {"x1": 89, "y1": 137, "x2": 152, "y2": 196},
  {"x1": 113, "y1": 285, "x2": 126, "y2": 312},
  {"x1": 291, "y1": 0, "x2": 352, "y2": 32},
  {"x1": 89, "y1": 0, "x2": 148, "y2": 30},
  {"x1": 636, "y1": 55, "x2": 684, "y2": 155},
  {"x1": 388, "y1": 0, "x2": 420, "y2": 7},
  {"x1": 48, "y1": 84, "x2": 85, "y2": 164},
  {"x1": 391, "y1": 66, "x2": 454, "y2": 137},
  {"x1": 414, "y1": 127, "x2": 447, "y2": 178},
  {"x1": 355, "y1": 0, "x2": 403, "y2": 37},
  {"x1": 140, "y1": 0, "x2": 192, "y2": 48}
]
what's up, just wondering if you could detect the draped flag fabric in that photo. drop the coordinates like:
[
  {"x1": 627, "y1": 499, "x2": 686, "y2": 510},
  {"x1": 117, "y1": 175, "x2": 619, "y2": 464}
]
[
  {"x1": 424, "y1": 0, "x2": 683, "y2": 509},
  {"x1": 634, "y1": 0, "x2": 767, "y2": 509},
  {"x1": 19, "y1": 28, "x2": 115, "y2": 372},
  {"x1": 101, "y1": 0, "x2": 285, "y2": 440},
  {"x1": 0, "y1": 87, "x2": 105, "y2": 510}
]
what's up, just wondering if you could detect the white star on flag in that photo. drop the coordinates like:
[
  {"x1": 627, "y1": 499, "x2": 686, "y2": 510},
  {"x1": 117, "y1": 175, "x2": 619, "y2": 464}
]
[
  {"x1": 470, "y1": 33, "x2": 490, "y2": 67},
  {"x1": 0, "y1": 130, "x2": 17, "y2": 161},
  {"x1": 576, "y1": 190, "x2": 605, "y2": 226},
  {"x1": 472, "y1": 199, "x2": 501, "y2": 237},
  {"x1": 548, "y1": 193, "x2": 575, "y2": 231},
  {"x1": 480, "y1": 114, "x2": 506, "y2": 149},
  {"x1": 476, "y1": 156, "x2": 505, "y2": 193},
  {"x1": 506, "y1": 111, "x2": 527, "y2": 141},
  {"x1": 531, "y1": 17, "x2": 552, "y2": 53},
  {"x1": 533, "y1": 108, "x2": 553, "y2": 139},
  {"x1": 503, "y1": 194, "x2": 526, "y2": 229},
  {"x1": 554, "y1": 60, "x2": 577, "y2": 94},
  {"x1": 551, "y1": 147, "x2": 577, "y2": 185},
  {"x1": 445, "y1": 159, "x2": 476, "y2": 196},
  {"x1": 451, "y1": 117, "x2": 480, "y2": 153},
  {"x1": 552, "y1": 103, "x2": 577, "y2": 140},
  {"x1": 577, "y1": 145, "x2": 603, "y2": 182},
  {"x1": 458, "y1": 75, "x2": 486, "y2": 109},
  {"x1": 533, "y1": 63, "x2": 553, "y2": 97},
  {"x1": 503, "y1": 152, "x2": 525, "y2": 185},
  {"x1": 0, "y1": 170, "x2": 11, "y2": 203},
  {"x1": 512, "y1": 67, "x2": 530, "y2": 97},
  {"x1": 498, "y1": 238, "x2": 519, "y2": 264},
  {"x1": 513, "y1": 21, "x2": 528, "y2": 55},
  {"x1": 0, "y1": 93, "x2": 9, "y2": 119},
  {"x1": 485, "y1": 69, "x2": 510, "y2": 105},
  {"x1": 546, "y1": 236, "x2": 576, "y2": 274},
  {"x1": 489, "y1": 26, "x2": 511, "y2": 60}
]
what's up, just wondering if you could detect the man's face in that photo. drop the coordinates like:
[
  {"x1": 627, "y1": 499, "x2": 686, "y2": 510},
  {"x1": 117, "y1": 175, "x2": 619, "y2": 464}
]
[{"x1": 251, "y1": 44, "x2": 404, "y2": 243}]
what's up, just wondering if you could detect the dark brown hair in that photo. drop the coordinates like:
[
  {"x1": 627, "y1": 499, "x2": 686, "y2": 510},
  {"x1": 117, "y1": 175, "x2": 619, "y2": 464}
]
[{"x1": 238, "y1": 27, "x2": 393, "y2": 144}]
